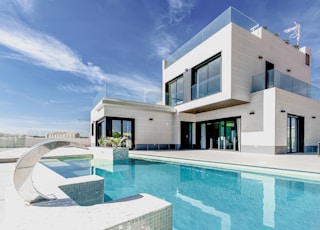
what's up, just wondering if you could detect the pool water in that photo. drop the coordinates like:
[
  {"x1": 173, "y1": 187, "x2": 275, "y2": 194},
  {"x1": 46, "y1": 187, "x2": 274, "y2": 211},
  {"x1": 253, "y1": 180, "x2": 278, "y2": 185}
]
[
  {"x1": 45, "y1": 159, "x2": 320, "y2": 230},
  {"x1": 41, "y1": 158, "x2": 91, "y2": 178}
]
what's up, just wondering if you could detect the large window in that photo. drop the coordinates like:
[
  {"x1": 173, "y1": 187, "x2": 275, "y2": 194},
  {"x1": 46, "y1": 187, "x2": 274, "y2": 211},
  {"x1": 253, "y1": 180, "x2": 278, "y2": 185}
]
[
  {"x1": 96, "y1": 117, "x2": 134, "y2": 149},
  {"x1": 192, "y1": 54, "x2": 221, "y2": 100},
  {"x1": 166, "y1": 75, "x2": 184, "y2": 106}
]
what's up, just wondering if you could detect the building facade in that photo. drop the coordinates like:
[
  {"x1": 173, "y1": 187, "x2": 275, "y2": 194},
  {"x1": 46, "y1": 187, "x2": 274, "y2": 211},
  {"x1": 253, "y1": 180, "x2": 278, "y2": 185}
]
[
  {"x1": 47, "y1": 131, "x2": 80, "y2": 139},
  {"x1": 91, "y1": 7, "x2": 320, "y2": 154}
]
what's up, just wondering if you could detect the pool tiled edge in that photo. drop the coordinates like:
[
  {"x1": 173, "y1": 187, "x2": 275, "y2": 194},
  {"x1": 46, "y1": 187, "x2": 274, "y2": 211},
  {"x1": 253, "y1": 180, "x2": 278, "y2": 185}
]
[{"x1": 59, "y1": 175, "x2": 104, "y2": 206}]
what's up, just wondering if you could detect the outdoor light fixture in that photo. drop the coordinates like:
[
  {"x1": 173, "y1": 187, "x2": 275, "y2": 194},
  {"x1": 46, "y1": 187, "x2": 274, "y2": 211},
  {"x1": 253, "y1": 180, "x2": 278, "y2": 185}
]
[
  {"x1": 185, "y1": 68, "x2": 189, "y2": 72},
  {"x1": 258, "y1": 56, "x2": 263, "y2": 59},
  {"x1": 312, "y1": 116, "x2": 316, "y2": 119},
  {"x1": 249, "y1": 111, "x2": 255, "y2": 115},
  {"x1": 287, "y1": 69, "x2": 291, "y2": 72},
  {"x1": 149, "y1": 118, "x2": 153, "y2": 121},
  {"x1": 281, "y1": 109, "x2": 286, "y2": 113}
]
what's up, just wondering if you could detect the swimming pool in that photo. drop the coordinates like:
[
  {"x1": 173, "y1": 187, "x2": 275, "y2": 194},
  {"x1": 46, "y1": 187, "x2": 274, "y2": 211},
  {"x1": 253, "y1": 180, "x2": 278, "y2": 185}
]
[{"x1": 44, "y1": 158, "x2": 320, "y2": 230}]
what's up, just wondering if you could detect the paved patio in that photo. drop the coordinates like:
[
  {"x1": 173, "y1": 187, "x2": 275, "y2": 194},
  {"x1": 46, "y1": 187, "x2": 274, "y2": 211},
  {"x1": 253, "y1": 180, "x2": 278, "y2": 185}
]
[{"x1": 130, "y1": 149, "x2": 320, "y2": 175}]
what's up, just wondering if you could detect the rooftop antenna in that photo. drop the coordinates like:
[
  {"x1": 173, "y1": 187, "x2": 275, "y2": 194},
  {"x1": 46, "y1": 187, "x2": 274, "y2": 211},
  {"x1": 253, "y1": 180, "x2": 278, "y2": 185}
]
[{"x1": 283, "y1": 21, "x2": 301, "y2": 46}]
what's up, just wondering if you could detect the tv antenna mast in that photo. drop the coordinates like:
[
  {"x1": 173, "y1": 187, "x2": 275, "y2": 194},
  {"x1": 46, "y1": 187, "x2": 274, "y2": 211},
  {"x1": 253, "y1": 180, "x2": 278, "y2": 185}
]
[{"x1": 283, "y1": 21, "x2": 301, "y2": 46}]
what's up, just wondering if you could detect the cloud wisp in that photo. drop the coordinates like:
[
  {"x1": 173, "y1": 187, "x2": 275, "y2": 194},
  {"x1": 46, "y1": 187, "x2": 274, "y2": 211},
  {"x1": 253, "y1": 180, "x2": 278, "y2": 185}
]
[
  {"x1": 152, "y1": 0, "x2": 196, "y2": 59},
  {"x1": 15, "y1": 0, "x2": 35, "y2": 14},
  {"x1": 0, "y1": 16, "x2": 109, "y2": 84},
  {"x1": 0, "y1": 15, "x2": 162, "y2": 103},
  {"x1": 168, "y1": 0, "x2": 196, "y2": 24}
]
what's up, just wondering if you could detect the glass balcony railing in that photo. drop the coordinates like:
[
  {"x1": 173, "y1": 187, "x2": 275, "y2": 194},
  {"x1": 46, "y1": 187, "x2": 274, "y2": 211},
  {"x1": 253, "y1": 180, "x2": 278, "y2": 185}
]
[
  {"x1": 252, "y1": 70, "x2": 320, "y2": 101},
  {"x1": 192, "y1": 76, "x2": 221, "y2": 100},
  {"x1": 164, "y1": 7, "x2": 258, "y2": 68},
  {"x1": 165, "y1": 93, "x2": 183, "y2": 106}
]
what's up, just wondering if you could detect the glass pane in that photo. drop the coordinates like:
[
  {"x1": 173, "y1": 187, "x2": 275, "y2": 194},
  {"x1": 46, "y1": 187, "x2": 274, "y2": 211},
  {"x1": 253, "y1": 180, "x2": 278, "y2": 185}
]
[
  {"x1": 287, "y1": 117, "x2": 291, "y2": 152},
  {"x1": 287, "y1": 116, "x2": 298, "y2": 153},
  {"x1": 209, "y1": 57, "x2": 221, "y2": 94},
  {"x1": 97, "y1": 120, "x2": 106, "y2": 139},
  {"x1": 176, "y1": 77, "x2": 184, "y2": 105},
  {"x1": 291, "y1": 118, "x2": 298, "y2": 152},
  {"x1": 123, "y1": 120, "x2": 132, "y2": 148},
  {"x1": 169, "y1": 81, "x2": 176, "y2": 106},
  {"x1": 112, "y1": 120, "x2": 121, "y2": 138},
  {"x1": 197, "y1": 66, "x2": 208, "y2": 98},
  {"x1": 226, "y1": 120, "x2": 235, "y2": 150},
  {"x1": 213, "y1": 122, "x2": 220, "y2": 148},
  {"x1": 208, "y1": 57, "x2": 221, "y2": 77}
]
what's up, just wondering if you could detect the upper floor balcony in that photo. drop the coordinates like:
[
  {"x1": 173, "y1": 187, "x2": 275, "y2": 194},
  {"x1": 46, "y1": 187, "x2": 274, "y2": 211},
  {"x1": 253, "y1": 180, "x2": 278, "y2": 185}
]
[{"x1": 252, "y1": 70, "x2": 320, "y2": 101}]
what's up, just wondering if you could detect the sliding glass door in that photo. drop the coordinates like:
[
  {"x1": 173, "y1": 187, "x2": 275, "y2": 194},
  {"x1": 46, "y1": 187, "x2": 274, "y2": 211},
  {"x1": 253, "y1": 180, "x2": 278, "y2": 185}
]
[
  {"x1": 196, "y1": 117, "x2": 240, "y2": 151},
  {"x1": 287, "y1": 115, "x2": 304, "y2": 153}
]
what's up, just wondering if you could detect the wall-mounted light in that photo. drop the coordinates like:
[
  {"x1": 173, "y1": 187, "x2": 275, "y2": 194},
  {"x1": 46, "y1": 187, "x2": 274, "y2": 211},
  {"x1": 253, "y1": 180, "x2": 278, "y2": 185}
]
[
  {"x1": 185, "y1": 68, "x2": 189, "y2": 72},
  {"x1": 258, "y1": 56, "x2": 263, "y2": 59},
  {"x1": 287, "y1": 69, "x2": 291, "y2": 72},
  {"x1": 280, "y1": 109, "x2": 286, "y2": 113},
  {"x1": 312, "y1": 116, "x2": 316, "y2": 119},
  {"x1": 249, "y1": 111, "x2": 255, "y2": 115},
  {"x1": 149, "y1": 118, "x2": 153, "y2": 121}
]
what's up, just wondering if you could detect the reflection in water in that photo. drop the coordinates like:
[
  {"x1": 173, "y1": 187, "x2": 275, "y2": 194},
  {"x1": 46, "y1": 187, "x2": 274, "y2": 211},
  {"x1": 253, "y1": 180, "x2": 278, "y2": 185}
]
[
  {"x1": 91, "y1": 159, "x2": 320, "y2": 230},
  {"x1": 241, "y1": 173, "x2": 275, "y2": 228},
  {"x1": 176, "y1": 189, "x2": 231, "y2": 230}
]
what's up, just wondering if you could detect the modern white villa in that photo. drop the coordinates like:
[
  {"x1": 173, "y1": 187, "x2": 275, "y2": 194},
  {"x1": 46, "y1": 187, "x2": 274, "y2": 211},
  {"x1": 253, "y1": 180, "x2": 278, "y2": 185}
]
[{"x1": 91, "y1": 7, "x2": 320, "y2": 154}]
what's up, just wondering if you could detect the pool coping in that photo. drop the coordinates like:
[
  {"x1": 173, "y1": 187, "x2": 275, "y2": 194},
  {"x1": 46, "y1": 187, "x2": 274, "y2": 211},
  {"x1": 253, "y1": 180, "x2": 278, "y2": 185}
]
[{"x1": 130, "y1": 152, "x2": 320, "y2": 183}]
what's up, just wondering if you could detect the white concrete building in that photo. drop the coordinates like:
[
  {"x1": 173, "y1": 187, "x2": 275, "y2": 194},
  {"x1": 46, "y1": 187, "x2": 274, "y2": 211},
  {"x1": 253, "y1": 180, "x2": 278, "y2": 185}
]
[{"x1": 91, "y1": 7, "x2": 320, "y2": 154}]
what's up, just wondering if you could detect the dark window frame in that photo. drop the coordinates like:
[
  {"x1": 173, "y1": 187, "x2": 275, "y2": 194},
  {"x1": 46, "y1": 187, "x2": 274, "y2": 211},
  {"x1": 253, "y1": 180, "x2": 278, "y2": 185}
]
[
  {"x1": 306, "y1": 53, "x2": 310, "y2": 66},
  {"x1": 166, "y1": 74, "x2": 184, "y2": 106},
  {"x1": 191, "y1": 52, "x2": 222, "y2": 100}
]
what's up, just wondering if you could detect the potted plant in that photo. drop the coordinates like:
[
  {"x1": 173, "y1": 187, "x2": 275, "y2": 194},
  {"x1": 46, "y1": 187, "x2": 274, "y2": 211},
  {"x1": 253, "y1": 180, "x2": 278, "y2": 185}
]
[{"x1": 97, "y1": 136, "x2": 128, "y2": 161}]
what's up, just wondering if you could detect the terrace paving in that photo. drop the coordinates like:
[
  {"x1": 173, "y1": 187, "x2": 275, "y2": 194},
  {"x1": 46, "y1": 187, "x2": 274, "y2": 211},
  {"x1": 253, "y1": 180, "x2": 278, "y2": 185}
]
[{"x1": 130, "y1": 149, "x2": 320, "y2": 175}]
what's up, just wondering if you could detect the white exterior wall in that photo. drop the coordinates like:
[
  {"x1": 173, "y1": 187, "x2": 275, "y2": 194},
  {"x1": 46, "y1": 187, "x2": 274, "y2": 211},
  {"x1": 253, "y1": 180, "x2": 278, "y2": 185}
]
[
  {"x1": 251, "y1": 27, "x2": 311, "y2": 82},
  {"x1": 91, "y1": 101, "x2": 106, "y2": 146},
  {"x1": 240, "y1": 89, "x2": 277, "y2": 153},
  {"x1": 231, "y1": 24, "x2": 311, "y2": 103},
  {"x1": 163, "y1": 24, "x2": 233, "y2": 111},
  {"x1": 275, "y1": 88, "x2": 320, "y2": 149},
  {"x1": 91, "y1": 100, "x2": 177, "y2": 147}
]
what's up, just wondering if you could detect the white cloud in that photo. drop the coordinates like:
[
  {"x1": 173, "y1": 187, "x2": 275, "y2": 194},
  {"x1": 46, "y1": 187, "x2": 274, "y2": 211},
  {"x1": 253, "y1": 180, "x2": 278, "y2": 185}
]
[
  {"x1": 0, "y1": 17, "x2": 109, "y2": 84},
  {"x1": 168, "y1": 0, "x2": 196, "y2": 24},
  {"x1": 0, "y1": 16, "x2": 162, "y2": 103},
  {"x1": 153, "y1": 32, "x2": 177, "y2": 58},
  {"x1": 16, "y1": 0, "x2": 35, "y2": 14},
  {"x1": 57, "y1": 84, "x2": 104, "y2": 94},
  {"x1": 151, "y1": 0, "x2": 196, "y2": 59}
]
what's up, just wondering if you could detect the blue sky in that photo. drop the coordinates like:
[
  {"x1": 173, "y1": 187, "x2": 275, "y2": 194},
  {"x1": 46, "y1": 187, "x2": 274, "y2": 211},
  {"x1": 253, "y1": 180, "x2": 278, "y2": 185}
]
[{"x1": 0, "y1": 0, "x2": 320, "y2": 136}]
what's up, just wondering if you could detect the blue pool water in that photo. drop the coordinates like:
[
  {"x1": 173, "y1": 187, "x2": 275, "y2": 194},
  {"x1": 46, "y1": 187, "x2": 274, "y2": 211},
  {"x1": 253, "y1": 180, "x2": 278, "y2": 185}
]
[
  {"x1": 41, "y1": 159, "x2": 91, "y2": 178},
  {"x1": 44, "y1": 159, "x2": 320, "y2": 230}
]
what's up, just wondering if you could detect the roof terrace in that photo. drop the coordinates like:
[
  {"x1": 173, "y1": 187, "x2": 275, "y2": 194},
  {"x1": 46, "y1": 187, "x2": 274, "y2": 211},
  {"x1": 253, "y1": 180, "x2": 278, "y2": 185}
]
[{"x1": 164, "y1": 7, "x2": 259, "y2": 68}]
